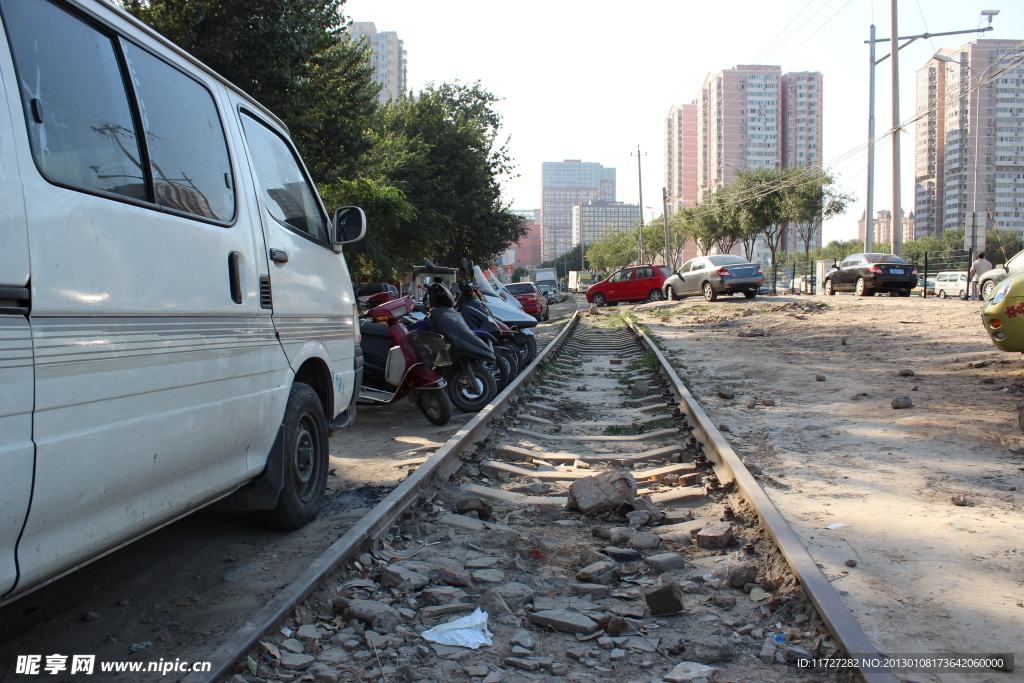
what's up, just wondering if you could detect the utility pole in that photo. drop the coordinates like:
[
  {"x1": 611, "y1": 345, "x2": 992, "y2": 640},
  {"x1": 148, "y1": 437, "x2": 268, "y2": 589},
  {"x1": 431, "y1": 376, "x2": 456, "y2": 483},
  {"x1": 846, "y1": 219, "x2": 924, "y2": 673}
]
[
  {"x1": 890, "y1": 0, "x2": 902, "y2": 257},
  {"x1": 864, "y1": 13, "x2": 994, "y2": 255},
  {"x1": 865, "y1": 24, "x2": 876, "y2": 252},
  {"x1": 632, "y1": 145, "x2": 646, "y2": 264},
  {"x1": 662, "y1": 187, "x2": 673, "y2": 273}
]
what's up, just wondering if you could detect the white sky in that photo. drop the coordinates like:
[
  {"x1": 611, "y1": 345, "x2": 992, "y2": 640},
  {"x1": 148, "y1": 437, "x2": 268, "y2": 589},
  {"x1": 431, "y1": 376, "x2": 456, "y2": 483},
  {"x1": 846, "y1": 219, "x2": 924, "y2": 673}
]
[{"x1": 342, "y1": 0, "x2": 1023, "y2": 244}]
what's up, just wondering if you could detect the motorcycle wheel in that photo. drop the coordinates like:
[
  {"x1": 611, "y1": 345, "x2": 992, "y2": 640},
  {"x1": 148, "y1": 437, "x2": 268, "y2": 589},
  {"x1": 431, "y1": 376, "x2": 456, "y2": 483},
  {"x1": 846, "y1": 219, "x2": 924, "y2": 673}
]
[
  {"x1": 501, "y1": 345, "x2": 521, "y2": 377},
  {"x1": 448, "y1": 360, "x2": 498, "y2": 412},
  {"x1": 481, "y1": 351, "x2": 511, "y2": 392},
  {"x1": 416, "y1": 390, "x2": 452, "y2": 426}
]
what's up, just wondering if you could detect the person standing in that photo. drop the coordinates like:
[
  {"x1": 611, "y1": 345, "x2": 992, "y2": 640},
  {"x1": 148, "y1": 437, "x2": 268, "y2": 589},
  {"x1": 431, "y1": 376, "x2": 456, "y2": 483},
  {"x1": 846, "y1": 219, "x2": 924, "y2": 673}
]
[{"x1": 969, "y1": 252, "x2": 993, "y2": 300}]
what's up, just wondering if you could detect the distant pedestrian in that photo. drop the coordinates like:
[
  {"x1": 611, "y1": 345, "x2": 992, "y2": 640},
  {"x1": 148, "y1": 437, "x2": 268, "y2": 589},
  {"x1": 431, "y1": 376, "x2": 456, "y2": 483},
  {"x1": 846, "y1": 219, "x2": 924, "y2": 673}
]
[{"x1": 969, "y1": 252, "x2": 993, "y2": 300}]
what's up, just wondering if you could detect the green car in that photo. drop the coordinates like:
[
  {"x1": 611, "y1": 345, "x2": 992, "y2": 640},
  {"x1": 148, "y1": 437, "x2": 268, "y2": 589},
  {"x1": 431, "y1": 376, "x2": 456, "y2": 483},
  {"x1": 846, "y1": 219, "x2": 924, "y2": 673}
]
[{"x1": 980, "y1": 249, "x2": 1024, "y2": 300}]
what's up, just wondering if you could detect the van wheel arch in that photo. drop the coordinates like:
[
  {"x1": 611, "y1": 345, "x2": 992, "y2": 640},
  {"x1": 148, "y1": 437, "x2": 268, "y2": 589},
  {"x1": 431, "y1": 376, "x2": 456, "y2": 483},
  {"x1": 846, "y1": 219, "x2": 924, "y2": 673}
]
[{"x1": 294, "y1": 358, "x2": 333, "y2": 419}]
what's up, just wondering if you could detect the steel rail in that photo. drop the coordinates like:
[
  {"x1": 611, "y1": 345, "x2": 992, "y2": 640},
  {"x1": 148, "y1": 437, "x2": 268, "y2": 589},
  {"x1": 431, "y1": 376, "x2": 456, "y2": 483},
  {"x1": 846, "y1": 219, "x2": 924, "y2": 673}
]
[
  {"x1": 185, "y1": 312, "x2": 581, "y2": 683},
  {"x1": 627, "y1": 321, "x2": 899, "y2": 683}
]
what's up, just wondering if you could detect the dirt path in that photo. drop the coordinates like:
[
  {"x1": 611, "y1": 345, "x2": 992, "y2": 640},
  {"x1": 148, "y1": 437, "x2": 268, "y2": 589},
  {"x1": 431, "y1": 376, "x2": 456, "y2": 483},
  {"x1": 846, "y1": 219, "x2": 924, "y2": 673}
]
[{"x1": 623, "y1": 293, "x2": 1023, "y2": 683}]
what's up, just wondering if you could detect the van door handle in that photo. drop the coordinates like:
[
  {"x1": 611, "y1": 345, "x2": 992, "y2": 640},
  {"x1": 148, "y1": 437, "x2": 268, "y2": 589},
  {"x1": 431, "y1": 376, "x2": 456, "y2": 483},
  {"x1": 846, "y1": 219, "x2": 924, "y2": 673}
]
[
  {"x1": 228, "y1": 251, "x2": 243, "y2": 304},
  {"x1": 269, "y1": 249, "x2": 289, "y2": 264}
]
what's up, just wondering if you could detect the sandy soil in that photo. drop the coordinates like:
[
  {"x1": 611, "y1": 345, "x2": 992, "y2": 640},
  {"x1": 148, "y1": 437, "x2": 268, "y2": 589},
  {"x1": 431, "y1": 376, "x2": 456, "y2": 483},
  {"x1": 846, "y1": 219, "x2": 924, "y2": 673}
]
[
  {"x1": 623, "y1": 293, "x2": 1024, "y2": 683},
  {"x1": 0, "y1": 301, "x2": 577, "y2": 681}
]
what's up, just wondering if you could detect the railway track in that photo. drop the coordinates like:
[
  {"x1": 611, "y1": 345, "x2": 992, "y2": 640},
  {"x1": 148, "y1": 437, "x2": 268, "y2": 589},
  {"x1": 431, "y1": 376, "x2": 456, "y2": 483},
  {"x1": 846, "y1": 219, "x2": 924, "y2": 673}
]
[{"x1": 186, "y1": 309, "x2": 897, "y2": 683}]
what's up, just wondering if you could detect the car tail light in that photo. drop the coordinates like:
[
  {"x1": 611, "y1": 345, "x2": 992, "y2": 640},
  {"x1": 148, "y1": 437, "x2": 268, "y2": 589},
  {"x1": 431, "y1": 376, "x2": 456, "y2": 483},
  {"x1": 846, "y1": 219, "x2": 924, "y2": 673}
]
[
  {"x1": 526, "y1": 296, "x2": 538, "y2": 302},
  {"x1": 716, "y1": 268, "x2": 731, "y2": 276},
  {"x1": 991, "y1": 319, "x2": 1003, "y2": 329},
  {"x1": 756, "y1": 265, "x2": 762, "y2": 274},
  {"x1": 910, "y1": 267, "x2": 918, "y2": 276},
  {"x1": 869, "y1": 265, "x2": 883, "y2": 274}
]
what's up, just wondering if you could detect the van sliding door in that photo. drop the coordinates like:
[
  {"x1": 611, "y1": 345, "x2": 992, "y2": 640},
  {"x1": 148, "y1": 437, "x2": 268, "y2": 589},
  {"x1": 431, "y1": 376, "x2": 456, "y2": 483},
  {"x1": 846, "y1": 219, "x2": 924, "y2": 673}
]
[{"x1": 0, "y1": 45, "x2": 33, "y2": 598}]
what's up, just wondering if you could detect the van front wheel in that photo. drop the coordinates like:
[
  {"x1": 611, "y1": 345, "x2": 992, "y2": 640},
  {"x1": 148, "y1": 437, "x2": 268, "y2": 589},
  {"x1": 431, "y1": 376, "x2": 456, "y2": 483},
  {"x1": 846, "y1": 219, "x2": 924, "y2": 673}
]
[{"x1": 259, "y1": 382, "x2": 328, "y2": 530}]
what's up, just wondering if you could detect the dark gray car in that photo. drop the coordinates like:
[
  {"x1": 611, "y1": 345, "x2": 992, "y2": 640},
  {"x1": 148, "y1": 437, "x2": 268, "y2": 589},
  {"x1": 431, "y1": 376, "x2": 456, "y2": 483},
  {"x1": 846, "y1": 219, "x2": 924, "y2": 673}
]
[{"x1": 662, "y1": 255, "x2": 764, "y2": 302}]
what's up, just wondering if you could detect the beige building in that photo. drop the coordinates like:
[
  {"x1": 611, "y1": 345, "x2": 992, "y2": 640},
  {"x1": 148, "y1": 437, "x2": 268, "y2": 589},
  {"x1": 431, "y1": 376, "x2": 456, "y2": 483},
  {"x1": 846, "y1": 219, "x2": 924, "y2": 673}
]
[
  {"x1": 571, "y1": 200, "x2": 641, "y2": 247},
  {"x1": 915, "y1": 39, "x2": 1024, "y2": 235},
  {"x1": 350, "y1": 22, "x2": 407, "y2": 103},
  {"x1": 858, "y1": 209, "x2": 916, "y2": 246}
]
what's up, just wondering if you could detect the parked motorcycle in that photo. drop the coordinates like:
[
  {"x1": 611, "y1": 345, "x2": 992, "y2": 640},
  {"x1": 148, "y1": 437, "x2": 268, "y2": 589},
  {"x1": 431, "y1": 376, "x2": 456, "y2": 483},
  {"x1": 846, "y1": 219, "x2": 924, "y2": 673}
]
[
  {"x1": 418, "y1": 266, "x2": 499, "y2": 412},
  {"x1": 358, "y1": 293, "x2": 453, "y2": 425},
  {"x1": 468, "y1": 262, "x2": 538, "y2": 366}
]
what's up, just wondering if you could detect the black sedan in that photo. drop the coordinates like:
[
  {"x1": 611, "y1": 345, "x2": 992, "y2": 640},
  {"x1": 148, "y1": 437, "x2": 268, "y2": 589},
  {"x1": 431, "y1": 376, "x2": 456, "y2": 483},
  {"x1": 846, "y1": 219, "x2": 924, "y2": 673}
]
[
  {"x1": 662, "y1": 254, "x2": 763, "y2": 301},
  {"x1": 823, "y1": 253, "x2": 917, "y2": 297}
]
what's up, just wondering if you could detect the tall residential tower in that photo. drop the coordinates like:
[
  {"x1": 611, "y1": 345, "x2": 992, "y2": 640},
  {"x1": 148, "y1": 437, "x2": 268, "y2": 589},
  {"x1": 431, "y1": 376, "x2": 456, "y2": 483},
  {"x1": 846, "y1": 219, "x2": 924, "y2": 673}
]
[
  {"x1": 914, "y1": 39, "x2": 1024, "y2": 236},
  {"x1": 350, "y1": 22, "x2": 408, "y2": 103}
]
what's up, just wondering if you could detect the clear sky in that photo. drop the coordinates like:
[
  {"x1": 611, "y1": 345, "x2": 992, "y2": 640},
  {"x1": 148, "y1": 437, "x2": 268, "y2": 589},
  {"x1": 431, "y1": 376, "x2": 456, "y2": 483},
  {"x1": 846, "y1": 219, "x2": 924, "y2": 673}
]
[{"x1": 341, "y1": 0, "x2": 1023, "y2": 244}]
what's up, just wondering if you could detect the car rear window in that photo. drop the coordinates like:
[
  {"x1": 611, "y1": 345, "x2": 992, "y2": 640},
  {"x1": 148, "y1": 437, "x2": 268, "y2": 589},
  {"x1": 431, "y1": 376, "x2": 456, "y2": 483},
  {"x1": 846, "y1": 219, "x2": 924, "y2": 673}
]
[
  {"x1": 708, "y1": 255, "x2": 748, "y2": 266},
  {"x1": 505, "y1": 283, "x2": 534, "y2": 295},
  {"x1": 866, "y1": 254, "x2": 907, "y2": 264}
]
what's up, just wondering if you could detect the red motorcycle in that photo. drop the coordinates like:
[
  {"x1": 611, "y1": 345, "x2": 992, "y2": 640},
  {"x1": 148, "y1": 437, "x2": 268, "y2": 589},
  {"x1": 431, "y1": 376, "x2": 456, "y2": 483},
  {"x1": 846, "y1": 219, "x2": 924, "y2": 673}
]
[{"x1": 358, "y1": 294, "x2": 453, "y2": 425}]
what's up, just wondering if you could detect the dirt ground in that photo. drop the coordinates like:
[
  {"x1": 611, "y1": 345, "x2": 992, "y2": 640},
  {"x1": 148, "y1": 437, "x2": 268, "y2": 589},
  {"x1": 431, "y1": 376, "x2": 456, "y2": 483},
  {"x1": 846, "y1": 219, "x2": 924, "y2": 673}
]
[
  {"x1": 0, "y1": 302, "x2": 578, "y2": 681},
  {"x1": 622, "y1": 293, "x2": 1023, "y2": 683}
]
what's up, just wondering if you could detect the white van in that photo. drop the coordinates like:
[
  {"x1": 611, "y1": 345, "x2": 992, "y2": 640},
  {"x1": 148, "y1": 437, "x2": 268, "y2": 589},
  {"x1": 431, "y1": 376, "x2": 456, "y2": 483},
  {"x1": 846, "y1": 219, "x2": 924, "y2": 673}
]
[
  {"x1": 0, "y1": 0, "x2": 366, "y2": 604},
  {"x1": 934, "y1": 271, "x2": 969, "y2": 299}
]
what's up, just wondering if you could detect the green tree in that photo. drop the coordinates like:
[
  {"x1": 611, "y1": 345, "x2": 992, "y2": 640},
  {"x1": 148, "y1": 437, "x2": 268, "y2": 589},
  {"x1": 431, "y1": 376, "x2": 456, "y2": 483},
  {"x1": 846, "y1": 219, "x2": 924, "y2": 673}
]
[
  {"x1": 813, "y1": 239, "x2": 864, "y2": 262},
  {"x1": 786, "y1": 170, "x2": 854, "y2": 258},
  {"x1": 511, "y1": 267, "x2": 529, "y2": 282},
  {"x1": 734, "y1": 167, "x2": 795, "y2": 279}
]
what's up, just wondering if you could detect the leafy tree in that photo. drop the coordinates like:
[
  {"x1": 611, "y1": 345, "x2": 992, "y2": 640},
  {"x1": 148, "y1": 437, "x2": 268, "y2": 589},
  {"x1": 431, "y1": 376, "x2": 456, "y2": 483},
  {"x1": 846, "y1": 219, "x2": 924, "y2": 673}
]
[
  {"x1": 786, "y1": 170, "x2": 853, "y2": 258},
  {"x1": 813, "y1": 239, "x2": 864, "y2": 262},
  {"x1": 586, "y1": 230, "x2": 636, "y2": 272},
  {"x1": 511, "y1": 267, "x2": 529, "y2": 282},
  {"x1": 734, "y1": 167, "x2": 795, "y2": 280}
]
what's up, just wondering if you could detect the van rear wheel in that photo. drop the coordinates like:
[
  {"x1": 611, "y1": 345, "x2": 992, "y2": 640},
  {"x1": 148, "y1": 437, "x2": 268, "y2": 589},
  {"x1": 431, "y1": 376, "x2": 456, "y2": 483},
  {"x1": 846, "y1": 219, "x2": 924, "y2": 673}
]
[{"x1": 259, "y1": 382, "x2": 328, "y2": 530}]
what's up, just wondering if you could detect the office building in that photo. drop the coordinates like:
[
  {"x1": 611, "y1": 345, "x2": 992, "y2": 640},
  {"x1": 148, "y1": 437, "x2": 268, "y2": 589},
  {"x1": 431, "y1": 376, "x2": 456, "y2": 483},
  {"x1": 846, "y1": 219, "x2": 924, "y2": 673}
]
[
  {"x1": 914, "y1": 39, "x2": 1024, "y2": 235},
  {"x1": 509, "y1": 209, "x2": 542, "y2": 269},
  {"x1": 571, "y1": 200, "x2": 641, "y2": 247},
  {"x1": 540, "y1": 160, "x2": 615, "y2": 261},
  {"x1": 350, "y1": 22, "x2": 407, "y2": 103},
  {"x1": 665, "y1": 103, "x2": 698, "y2": 213}
]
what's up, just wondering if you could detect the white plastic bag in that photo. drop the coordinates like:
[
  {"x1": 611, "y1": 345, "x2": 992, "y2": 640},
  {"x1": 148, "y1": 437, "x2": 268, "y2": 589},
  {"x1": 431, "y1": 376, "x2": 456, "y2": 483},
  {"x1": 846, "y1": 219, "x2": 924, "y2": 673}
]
[
  {"x1": 420, "y1": 608, "x2": 493, "y2": 649},
  {"x1": 702, "y1": 560, "x2": 729, "y2": 589}
]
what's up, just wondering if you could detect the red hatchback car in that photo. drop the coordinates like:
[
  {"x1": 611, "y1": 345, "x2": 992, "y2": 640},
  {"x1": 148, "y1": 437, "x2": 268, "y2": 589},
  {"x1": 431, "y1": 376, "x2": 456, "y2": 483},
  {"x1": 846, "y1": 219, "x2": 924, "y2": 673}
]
[
  {"x1": 586, "y1": 265, "x2": 671, "y2": 306},
  {"x1": 505, "y1": 282, "x2": 550, "y2": 321}
]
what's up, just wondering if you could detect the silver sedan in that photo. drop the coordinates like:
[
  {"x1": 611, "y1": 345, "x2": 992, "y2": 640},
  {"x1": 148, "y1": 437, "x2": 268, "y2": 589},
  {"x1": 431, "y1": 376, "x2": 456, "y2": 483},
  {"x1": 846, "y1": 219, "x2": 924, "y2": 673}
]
[{"x1": 663, "y1": 255, "x2": 764, "y2": 302}]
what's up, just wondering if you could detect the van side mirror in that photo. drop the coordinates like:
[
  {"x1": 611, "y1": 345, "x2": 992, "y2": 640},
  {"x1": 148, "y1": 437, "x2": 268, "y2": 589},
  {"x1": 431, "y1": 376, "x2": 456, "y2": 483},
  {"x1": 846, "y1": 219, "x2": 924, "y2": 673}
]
[{"x1": 332, "y1": 207, "x2": 366, "y2": 250}]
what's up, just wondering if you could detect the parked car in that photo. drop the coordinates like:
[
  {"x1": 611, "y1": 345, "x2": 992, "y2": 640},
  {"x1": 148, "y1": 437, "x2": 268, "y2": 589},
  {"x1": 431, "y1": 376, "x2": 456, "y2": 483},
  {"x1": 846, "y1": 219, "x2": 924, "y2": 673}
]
[
  {"x1": 980, "y1": 249, "x2": 1024, "y2": 300},
  {"x1": 663, "y1": 255, "x2": 763, "y2": 302},
  {"x1": 822, "y1": 253, "x2": 917, "y2": 296},
  {"x1": 911, "y1": 276, "x2": 936, "y2": 296},
  {"x1": 538, "y1": 284, "x2": 557, "y2": 305},
  {"x1": 934, "y1": 271, "x2": 969, "y2": 299},
  {"x1": 980, "y1": 272, "x2": 1024, "y2": 352},
  {"x1": 0, "y1": 0, "x2": 367, "y2": 605},
  {"x1": 586, "y1": 265, "x2": 671, "y2": 306},
  {"x1": 505, "y1": 282, "x2": 549, "y2": 321}
]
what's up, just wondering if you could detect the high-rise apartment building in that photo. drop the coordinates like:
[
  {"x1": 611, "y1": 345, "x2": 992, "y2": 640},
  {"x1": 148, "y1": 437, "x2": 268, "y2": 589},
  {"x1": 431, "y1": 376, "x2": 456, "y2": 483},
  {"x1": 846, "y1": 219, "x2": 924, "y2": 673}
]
[
  {"x1": 571, "y1": 200, "x2": 641, "y2": 247},
  {"x1": 914, "y1": 39, "x2": 1024, "y2": 235},
  {"x1": 667, "y1": 65, "x2": 823, "y2": 258},
  {"x1": 665, "y1": 103, "x2": 698, "y2": 213},
  {"x1": 540, "y1": 160, "x2": 616, "y2": 261},
  {"x1": 858, "y1": 209, "x2": 916, "y2": 245},
  {"x1": 350, "y1": 22, "x2": 407, "y2": 103}
]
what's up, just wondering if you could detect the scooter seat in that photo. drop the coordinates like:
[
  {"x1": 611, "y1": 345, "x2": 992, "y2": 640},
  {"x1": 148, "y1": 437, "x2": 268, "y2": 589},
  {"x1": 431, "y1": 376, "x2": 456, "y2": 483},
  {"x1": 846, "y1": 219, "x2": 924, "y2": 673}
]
[{"x1": 360, "y1": 321, "x2": 392, "y2": 338}]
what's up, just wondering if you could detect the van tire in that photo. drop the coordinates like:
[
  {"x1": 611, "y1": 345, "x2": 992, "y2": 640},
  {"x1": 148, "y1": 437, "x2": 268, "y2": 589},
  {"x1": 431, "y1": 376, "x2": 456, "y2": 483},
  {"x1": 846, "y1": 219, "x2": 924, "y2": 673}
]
[
  {"x1": 258, "y1": 382, "x2": 328, "y2": 530},
  {"x1": 939, "y1": 289, "x2": 947, "y2": 299}
]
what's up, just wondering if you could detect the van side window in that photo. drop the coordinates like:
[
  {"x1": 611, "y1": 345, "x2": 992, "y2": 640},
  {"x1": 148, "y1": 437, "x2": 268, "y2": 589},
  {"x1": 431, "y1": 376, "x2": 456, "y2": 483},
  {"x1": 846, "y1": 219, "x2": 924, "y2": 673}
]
[
  {"x1": 3, "y1": 0, "x2": 144, "y2": 200},
  {"x1": 121, "y1": 42, "x2": 234, "y2": 221},
  {"x1": 240, "y1": 113, "x2": 327, "y2": 243}
]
